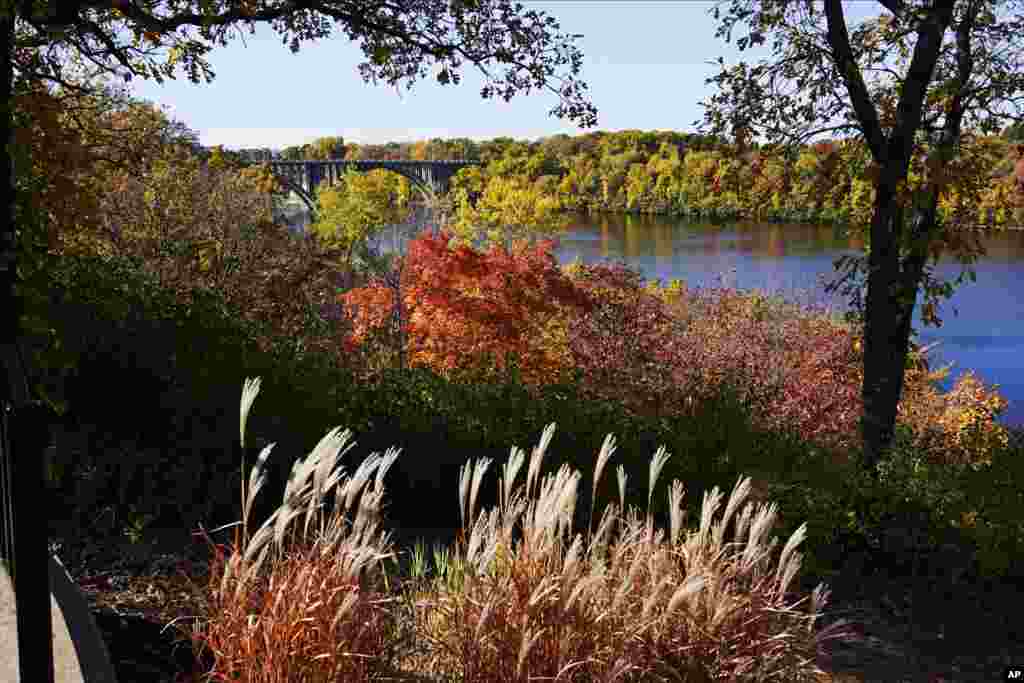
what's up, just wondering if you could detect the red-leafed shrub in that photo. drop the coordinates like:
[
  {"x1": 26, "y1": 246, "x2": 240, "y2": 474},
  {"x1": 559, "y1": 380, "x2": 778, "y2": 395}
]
[
  {"x1": 339, "y1": 229, "x2": 595, "y2": 387},
  {"x1": 560, "y1": 260, "x2": 704, "y2": 418}
]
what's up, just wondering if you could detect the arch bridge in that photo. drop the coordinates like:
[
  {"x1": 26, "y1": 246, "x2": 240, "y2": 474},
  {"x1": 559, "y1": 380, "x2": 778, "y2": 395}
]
[{"x1": 258, "y1": 159, "x2": 483, "y2": 213}]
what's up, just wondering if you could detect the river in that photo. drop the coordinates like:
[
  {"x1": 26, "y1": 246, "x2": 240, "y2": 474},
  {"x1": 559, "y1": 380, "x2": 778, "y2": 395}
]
[{"x1": 279, "y1": 205, "x2": 1024, "y2": 427}]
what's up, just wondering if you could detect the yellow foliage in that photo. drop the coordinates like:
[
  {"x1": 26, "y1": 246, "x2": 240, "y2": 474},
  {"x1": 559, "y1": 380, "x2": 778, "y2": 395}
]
[
  {"x1": 208, "y1": 146, "x2": 230, "y2": 172},
  {"x1": 310, "y1": 168, "x2": 410, "y2": 256},
  {"x1": 644, "y1": 277, "x2": 687, "y2": 307},
  {"x1": 898, "y1": 368, "x2": 1009, "y2": 468},
  {"x1": 451, "y1": 174, "x2": 568, "y2": 251}
]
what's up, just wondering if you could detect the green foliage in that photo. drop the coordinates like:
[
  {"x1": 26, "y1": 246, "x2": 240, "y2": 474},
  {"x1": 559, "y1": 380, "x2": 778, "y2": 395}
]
[
  {"x1": 948, "y1": 427, "x2": 1024, "y2": 577},
  {"x1": 1002, "y1": 121, "x2": 1024, "y2": 143},
  {"x1": 755, "y1": 420, "x2": 1024, "y2": 587},
  {"x1": 310, "y1": 168, "x2": 411, "y2": 283},
  {"x1": 325, "y1": 362, "x2": 776, "y2": 541},
  {"x1": 34, "y1": 250, "x2": 263, "y2": 529},
  {"x1": 277, "y1": 136, "x2": 346, "y2": 161}
]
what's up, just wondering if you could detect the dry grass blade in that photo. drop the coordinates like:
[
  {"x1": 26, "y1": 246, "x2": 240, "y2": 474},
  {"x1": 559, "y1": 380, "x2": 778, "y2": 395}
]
[
  {"x1": 715, "y1": 476, "x2": 751, "y2": 550},
  {"x1": 667, "y1": 479, "x2": 687, "y2": 548},
  {"x1": 516, "y1": 627, "x2": 545, "y2": 680},
  {"x1": 501, "y1": 447, "x2": 527, "y2": 514},
  {"x1": 590, "y1": 433, "x2": 618, "y2": 538},
  {"x1": 469, "y1": 457, "x2": 494, "y2": 538},
  {"x1": 458, "y1": 461, "x2": 473, "y2": 533},
  {"x1": 647, "y1": 445, "x2": 671, "y2": 515},
  {"x1": 526, "y1": 423, "x2": 556, "y2": 503},
  {"x1": 775, "y1": 522, "x2": 809, "y2": 597},
  {"x1": 667, "y1": 574, "x2": 706, "y2": 616}
]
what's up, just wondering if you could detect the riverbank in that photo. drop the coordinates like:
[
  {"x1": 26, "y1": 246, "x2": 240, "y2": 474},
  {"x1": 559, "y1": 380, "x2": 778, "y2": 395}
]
[{"x1": 270, "y1": 204, "x2": 1024, "y2": 430}]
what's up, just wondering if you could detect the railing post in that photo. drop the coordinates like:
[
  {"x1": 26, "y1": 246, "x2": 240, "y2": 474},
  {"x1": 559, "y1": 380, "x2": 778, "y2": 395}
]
[{"x1": 0, "y1": 345, "x2": 56, "y2": 683}]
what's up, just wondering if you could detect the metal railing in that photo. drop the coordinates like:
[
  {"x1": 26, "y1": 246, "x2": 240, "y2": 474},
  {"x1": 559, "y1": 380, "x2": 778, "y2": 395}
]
[{"x1": 1, "y1": 340, "x2": 56, "y2": 683}]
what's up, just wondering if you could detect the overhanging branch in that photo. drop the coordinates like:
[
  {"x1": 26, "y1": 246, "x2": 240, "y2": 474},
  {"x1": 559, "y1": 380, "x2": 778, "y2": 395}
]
[{"x1": 824, "y1": 0, "x2": 886, "y2": 159}]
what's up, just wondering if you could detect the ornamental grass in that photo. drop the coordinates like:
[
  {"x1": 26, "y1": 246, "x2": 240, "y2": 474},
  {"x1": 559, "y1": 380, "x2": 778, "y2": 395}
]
[{"x1": 170, "y1": 376, "x2": 854, "y2": 682}]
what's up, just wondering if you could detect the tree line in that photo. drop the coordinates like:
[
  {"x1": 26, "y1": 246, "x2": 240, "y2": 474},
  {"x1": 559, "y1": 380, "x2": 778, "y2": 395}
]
[{"x1": 221, "y1": 124, "x2": 1024, "y2": 232}]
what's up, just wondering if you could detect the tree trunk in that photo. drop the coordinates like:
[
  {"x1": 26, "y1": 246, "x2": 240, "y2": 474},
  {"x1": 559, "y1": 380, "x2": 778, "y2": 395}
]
[
  {"x1": 860, "y1": 173, "x2": 942, "y2": 477},
  {"x1": 859, "y1": 183, "x2": 916, "y2": 477}
]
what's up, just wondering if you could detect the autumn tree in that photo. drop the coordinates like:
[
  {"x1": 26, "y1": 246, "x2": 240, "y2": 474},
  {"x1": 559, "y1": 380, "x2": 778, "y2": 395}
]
[
  {"x1": 309, "y1": 167, "x2": 411, "y2": 289},
  {"x1": 307, "y1": 135, "x2": 346, "y2": 160},
  {"x1": 450, "y1": 173, "x2": 569, "y2": 251},
  {"x1": 700, "y1": 0, "x2": 1024, "y2": 474},
  {"x1": 340, "y1": 229, "x2": 595, "y2": 386}
]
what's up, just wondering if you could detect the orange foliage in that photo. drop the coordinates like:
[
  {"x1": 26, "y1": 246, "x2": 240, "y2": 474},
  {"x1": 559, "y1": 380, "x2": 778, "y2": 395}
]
[
  {"x1": 897, "y1": 366, "x2": 1010, "y2": 468},
  {"x1": 339, "y1": 230, "x2": 595, "y2": 386},
  {"x1": 812, "y1": 141, "x2": 836, "y2": 156}
]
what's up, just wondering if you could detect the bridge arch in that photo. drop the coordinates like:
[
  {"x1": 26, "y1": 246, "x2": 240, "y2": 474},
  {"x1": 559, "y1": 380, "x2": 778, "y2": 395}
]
[{"x1": 263, "y1": 159, "x2": 483, "y2": 214}]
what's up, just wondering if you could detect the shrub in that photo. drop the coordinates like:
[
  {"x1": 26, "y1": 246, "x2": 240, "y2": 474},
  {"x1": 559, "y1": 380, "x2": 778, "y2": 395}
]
[
  {"x1": 756, "y1": 421, "x2": 1024, "y2": 588},
  {"x1": 339, "y1": 228, "x2": 594, "y2": 387}
]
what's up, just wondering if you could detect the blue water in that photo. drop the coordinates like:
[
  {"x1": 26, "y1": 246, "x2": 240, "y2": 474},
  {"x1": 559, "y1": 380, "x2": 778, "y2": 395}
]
[{"x1": 281, "y1": 207, "x2": 1024, "y2": 428}]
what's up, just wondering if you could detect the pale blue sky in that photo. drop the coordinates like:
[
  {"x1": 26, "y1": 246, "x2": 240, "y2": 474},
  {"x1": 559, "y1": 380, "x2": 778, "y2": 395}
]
[{"x1": 127, "y1": 1, "x2": 880, "y2": 150}]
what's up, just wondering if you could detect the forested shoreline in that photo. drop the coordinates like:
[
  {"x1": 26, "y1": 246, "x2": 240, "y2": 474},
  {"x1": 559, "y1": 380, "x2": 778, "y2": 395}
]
[{"x1": 222, "y1": 126, "x2": 1024, "y2": 231}]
